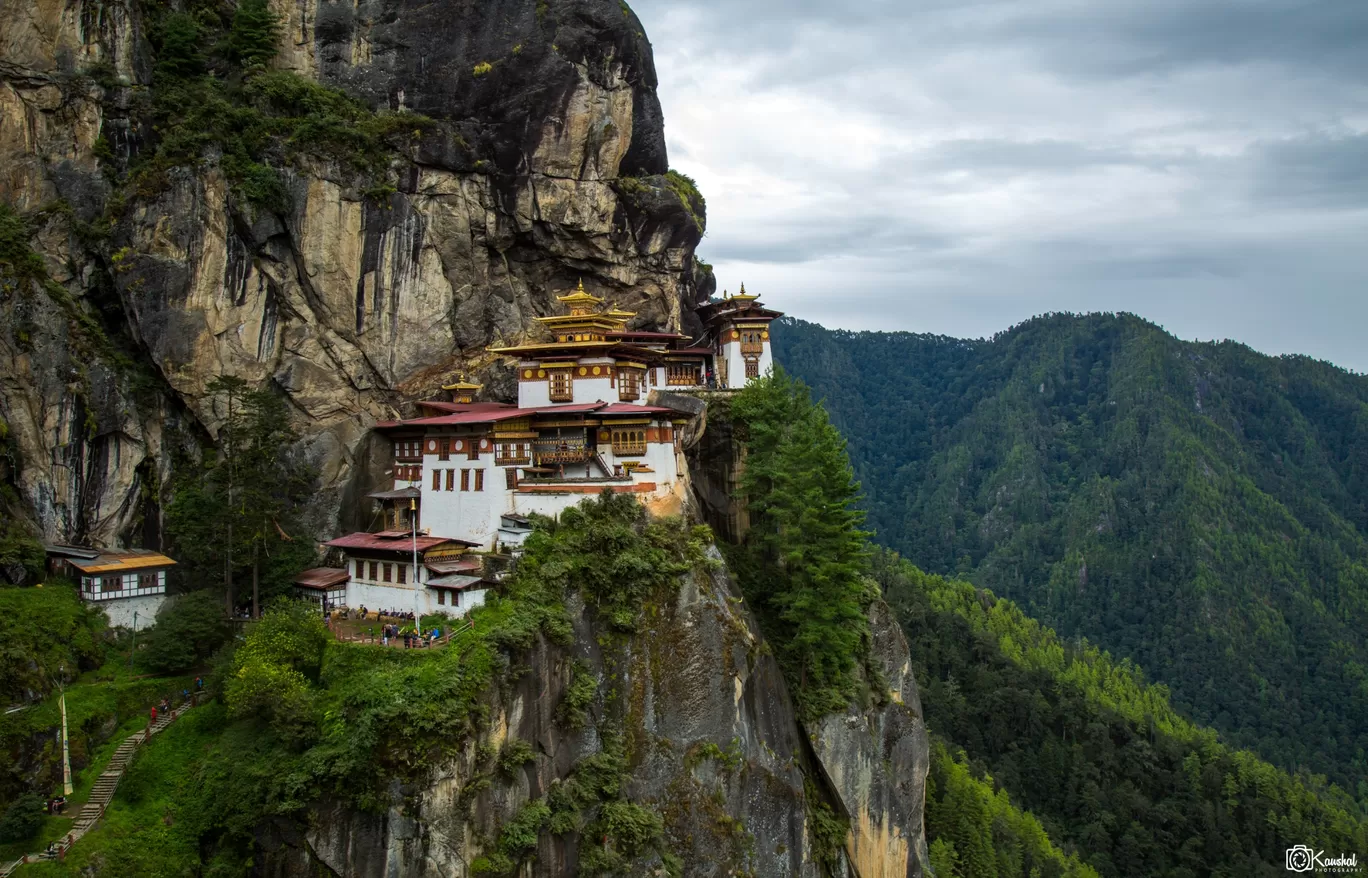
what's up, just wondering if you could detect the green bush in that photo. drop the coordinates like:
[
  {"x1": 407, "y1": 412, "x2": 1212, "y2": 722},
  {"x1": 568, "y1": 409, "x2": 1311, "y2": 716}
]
[
  {"x1": 496, "y1": 739, "x2": 536, "y2": 775},
  {"x1": 0, "y1": 583, "x2": 106, "y2": 704},
  {"x1": 556, "y1": 659, "x2": 596, "y2": 729},
  {"x1": 0, "y1": 792, "x2": 45, "y2": 843},
  {"x1": 139, "y1": 591, "x2": 231, "y2": 674},
  {"x1": 664, "y1": 169, "x2": 706, "y2": 232}
]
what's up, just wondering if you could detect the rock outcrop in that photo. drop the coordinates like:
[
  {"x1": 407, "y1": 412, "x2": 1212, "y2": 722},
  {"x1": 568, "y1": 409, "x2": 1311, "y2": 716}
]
[
  {"x1": 0, "y1": 0, "x2": 712, "y2": 546},
  {"x1": 810, "y1": 602, "x2": 932, "y2": 878},
  {"x1": 257, "y1": 550, "x2": 929, "y2": 878}
]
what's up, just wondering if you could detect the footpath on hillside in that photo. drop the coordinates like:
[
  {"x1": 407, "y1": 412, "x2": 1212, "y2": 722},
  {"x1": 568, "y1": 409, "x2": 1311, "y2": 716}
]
[{"x1": 0, "y1": 694, "x2": 203, "y2": 878}]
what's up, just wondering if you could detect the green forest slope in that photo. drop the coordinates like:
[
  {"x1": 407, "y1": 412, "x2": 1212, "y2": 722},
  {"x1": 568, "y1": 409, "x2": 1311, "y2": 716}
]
[
  {"x1": 772, "y1": 313, "x2": 1368, "y2": 798},
  {"x1": 881, "y1": 552, "x2": 1366, "y2": 878}
]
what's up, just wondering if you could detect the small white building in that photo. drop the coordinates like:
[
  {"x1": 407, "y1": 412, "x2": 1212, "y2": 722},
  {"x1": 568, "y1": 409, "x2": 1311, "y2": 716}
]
[
  {"x1": 324, "y1": 531, "x2": 490, "y2": 617},
  {"x1": 46, "y1": 545, "x2": 174, "y2": 629},
  {"x1": 293, "y1": 566, "x2": 350, "y2": 613}
]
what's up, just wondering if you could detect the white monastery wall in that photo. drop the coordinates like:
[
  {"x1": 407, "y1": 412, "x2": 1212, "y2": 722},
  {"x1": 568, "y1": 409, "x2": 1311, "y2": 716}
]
[{"x1": 100, "y1": 594, "x2": 167, "y2": 629}]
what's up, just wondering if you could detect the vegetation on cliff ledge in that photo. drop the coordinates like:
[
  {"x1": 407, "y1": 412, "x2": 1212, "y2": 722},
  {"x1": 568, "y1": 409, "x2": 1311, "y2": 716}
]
[
  {"x1": 106, "y1": 0, "x2": 431, "y2": 214},
  {"x1": 12, "y1": 494, "x2": 708, "y2": 877},
  {"x1": 727, "y1": 368, "x2": 879, "y2": 720}
]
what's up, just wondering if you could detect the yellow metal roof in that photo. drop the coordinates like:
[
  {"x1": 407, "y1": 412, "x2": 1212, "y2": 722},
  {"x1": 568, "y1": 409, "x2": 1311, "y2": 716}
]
[{"x1": 68, "y1": 550, "x2": 177, "y2": 574}]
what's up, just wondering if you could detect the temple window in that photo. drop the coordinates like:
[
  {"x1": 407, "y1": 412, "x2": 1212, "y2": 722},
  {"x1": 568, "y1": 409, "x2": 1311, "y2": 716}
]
[
  {"x1": 745, "y1": 359, "x2": 760, "y2": 379},
  {"x1": 439, "y1": 439, "x2": 450, "y2": 460},
  {"x1": 667, "y1": 363, "x2": 700, "y2": 386},
  {"x1": 506, "y1": 468, "x2": 519, "y2": 489},
  {"x1": 475, "y1": 469, "x2": 485, "y2": 491},
  {"x1": 446, "y1": 469, "x2": 455, "y2": 491},
  {"x1": 432, "y1": 469, "x2": 441, "y2": 491},
  {"x1": 398, "y1": 565, "x2": 407, "y2": 584},
  {"x1": 549, "y1": 370, "x2": 572, "y2": 401},
  {"x1": 369, "y1": 561, "x2": 379, "y2": 580},
  {"x1": 619, "y1": 369, "x2": 640, "y2": 401},
  {"x1": 383, "y1": 563, "x2": 392, "y2": 583},
  {"x1": 461, "y1": 469, "x2": 471, "y2": 491},
  {"x1": 497, "y1": 442, "x2": 530, "y2": 465},
  {"x1": 437, "y1": 589, "x2": 446, "y2": 606},
  {"x1": 612, "y1": 429, "x2": 646, "y2": 455}
]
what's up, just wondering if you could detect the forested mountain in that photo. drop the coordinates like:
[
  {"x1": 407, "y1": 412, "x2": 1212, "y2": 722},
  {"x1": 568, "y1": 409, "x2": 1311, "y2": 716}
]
[
  {"x1": 773, "y1": 313, "x2": 1368, "y2": 799},
  {"x1": 880, "y1": 552, "x2": 1367, "y2": 878}
]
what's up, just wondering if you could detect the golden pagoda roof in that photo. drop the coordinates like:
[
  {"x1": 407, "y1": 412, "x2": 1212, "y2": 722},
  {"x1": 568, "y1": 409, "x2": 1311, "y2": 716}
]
[
  {"x1": 730, "y1": 281, "x2": 759, "y2": 303},
  {"x1": 441, "y1": 377, "x2": 482, "y2": 392},
  {"x1": 556, "y1": 279, "x2": 605, "y2": 315}
]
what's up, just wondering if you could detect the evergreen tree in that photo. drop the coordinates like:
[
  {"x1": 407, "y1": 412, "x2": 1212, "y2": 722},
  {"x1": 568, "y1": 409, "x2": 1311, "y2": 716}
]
[
  {"x1": 166, "y1": 376, "x2": 316, "y2": 616},
  {"x1": 155, "y1": 12, "x2": 206, "y2": 80},
  {"x1": 730, "y1": 368, "x2": 875, "y2": 718},
  {"x1": 226, "y1": 0, "x2": 279, "y2": 69}
]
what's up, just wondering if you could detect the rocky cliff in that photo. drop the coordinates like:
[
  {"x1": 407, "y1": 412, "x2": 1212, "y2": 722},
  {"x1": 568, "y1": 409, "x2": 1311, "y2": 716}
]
[
  {"x1": 257, "y1": 549, "x2": 930, "y2": 878},
  {"x1": 0, "y1": 0, "x2": 712, "y2": 548}
]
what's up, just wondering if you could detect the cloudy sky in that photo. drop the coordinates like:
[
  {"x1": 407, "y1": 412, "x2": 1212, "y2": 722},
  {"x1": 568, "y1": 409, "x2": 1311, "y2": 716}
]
[{"x1": 629, "y1": 0, "x2": 1368, "y2": 372}]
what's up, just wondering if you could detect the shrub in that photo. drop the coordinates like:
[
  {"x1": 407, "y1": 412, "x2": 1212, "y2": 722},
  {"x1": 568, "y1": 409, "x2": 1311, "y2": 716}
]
[
  {"x1": 473, "y1": 61, "x2": 494, "y2": 76},
  {"x1": 139, "y1": 591, "x2": 232, "y2": 674},
  {"x1": 556, "y1": 659, "x2": 596, "y2": 730},
  {"x1": 0, "y1": 793, "x2": 44, "y2": 843},
  {"x1": 664, "y1": 169, "x2": 706, "y2": 233},
  {"x1": 496, "y1": 738, "x2": 536, "y2": 775}
]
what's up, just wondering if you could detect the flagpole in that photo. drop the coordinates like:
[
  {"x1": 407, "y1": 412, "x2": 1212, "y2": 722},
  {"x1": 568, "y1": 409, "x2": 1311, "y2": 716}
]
[
  {"x1": 411, "y1": 497, "x2": 421, "y2": 630},
  {"x1": 59, "y1": 665, "x2": 71, "y2": 797}
]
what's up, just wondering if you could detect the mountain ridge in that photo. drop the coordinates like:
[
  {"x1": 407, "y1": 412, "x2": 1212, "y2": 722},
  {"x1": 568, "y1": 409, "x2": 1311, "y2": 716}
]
[{"x1": 773, "y1": 310, "x2": 1368, "y2": 799}]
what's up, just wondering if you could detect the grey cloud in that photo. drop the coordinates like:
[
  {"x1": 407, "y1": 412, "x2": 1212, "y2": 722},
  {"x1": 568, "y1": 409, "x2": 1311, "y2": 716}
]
[
  {"x1": 1247, "y1": 132, "x2": 1368, "y2": 209},
  {"x1": 630, "y1": 0, "x2": 1368, "y2": 371}
]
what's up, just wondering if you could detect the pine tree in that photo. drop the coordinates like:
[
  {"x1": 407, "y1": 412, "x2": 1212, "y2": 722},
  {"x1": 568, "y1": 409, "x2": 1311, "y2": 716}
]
[
  {"x1": 155, "y1": 12, "x2": 206, "y2": 79},
  {"x1": 166, "y1": 376, "x2": 316, "y2": 615},
  {"x1": 226, "y1": 0, "x2": 280, "y2": 69},
  {"x1": 730, "y1": 368, "x2": 875, "y2": 718}
]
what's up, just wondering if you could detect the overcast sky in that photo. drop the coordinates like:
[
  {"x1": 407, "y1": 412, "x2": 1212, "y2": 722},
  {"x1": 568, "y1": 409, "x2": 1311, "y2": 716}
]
[{"x1": 629, "y1": 0, "x2": 1368, "y2": 373}]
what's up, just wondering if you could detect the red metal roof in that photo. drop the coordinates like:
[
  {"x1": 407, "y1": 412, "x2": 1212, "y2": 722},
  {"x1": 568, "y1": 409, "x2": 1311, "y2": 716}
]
[
  {"x1": 378, "y1": 400, "x2": 692, "y2": 429},
  {"x1": 294, "y1": 567, "x2": 350, "y2": 589},
  {"x1": 595, "y1": 403, "x2": 681, "y2": 416},
  {"x1": 416, "y1": 401, "x2": 519, "y2": 414},
  {"x1": 325, "y1": 532, "x2": 475, "y2": 552}
]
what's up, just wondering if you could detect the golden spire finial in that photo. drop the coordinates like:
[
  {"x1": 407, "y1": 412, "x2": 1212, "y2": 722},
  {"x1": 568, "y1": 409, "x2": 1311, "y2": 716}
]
[
  {"x1": 723, "y1": 289, "x2": 729, "y2": 299},
  {"x1": 739, "y1": 282, "x2": 746, "y2": 295},
  {"x1": 577, "y1": 277, "x2": 585, "y2": 293}
]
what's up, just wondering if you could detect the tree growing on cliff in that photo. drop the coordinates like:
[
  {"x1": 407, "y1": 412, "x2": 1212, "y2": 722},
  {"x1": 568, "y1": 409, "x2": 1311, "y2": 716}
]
[
  {"x1": 167, "y1": 377, "x2": 317, "y2": 616},
  {"x1": 226, "y1": 0, "x2": 280, "y2": 69},
  {"x1": 730, "y1": 368, "x2": 876, "y2": 718}
]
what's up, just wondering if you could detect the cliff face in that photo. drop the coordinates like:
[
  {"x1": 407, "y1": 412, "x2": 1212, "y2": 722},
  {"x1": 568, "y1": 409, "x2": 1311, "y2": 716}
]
[
  {"x1": 0, "y1": 0, "x2": 711, "y2": 546},
  {"x1": 258, "y1": 552, "x2": 929, "y2": 878}
]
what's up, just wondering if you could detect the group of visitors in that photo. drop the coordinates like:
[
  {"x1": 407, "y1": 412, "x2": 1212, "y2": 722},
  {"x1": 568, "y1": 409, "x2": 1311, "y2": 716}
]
[
  {"x1": 374, "y1": 621, "x2": 443, "y2": 648},
  {"x1": 324, "y1": 607, "x2": 451, "y2": 649},
  {"x1": 333, "y1": 606, "x2": 420, "y2": 622},
  {"x1": 148, "y1": 678, "x2": 203, "y2": 728},
  {"x1": 45, "y1": 796, "x2": 67, "y2": 814}
]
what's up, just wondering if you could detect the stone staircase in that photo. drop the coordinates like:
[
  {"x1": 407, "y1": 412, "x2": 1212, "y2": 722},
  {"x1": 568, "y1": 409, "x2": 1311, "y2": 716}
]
[{"x1": 0, "y1": 697, "x2": 199, "y2": 876}]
